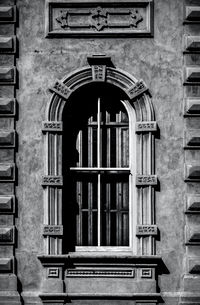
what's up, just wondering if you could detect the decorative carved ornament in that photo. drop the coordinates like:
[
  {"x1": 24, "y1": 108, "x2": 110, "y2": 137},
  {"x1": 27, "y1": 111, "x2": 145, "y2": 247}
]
[
  {"x1": 43, "y1": 225, "x2": 63, "y2": 236},
  {"x1": 136, "y1": 174, "x2": 157, "y2": 186},
  {"x1": 42, "y1": 121, "x2": 63, "y2": 132},
  {"x1": 136, "y1": 225, "x2": 158, "y2": 236},
  {"x1": 49, "y1": 80, "x2": 71, "y2": 100},
  {"x1": 66, "y1": 268, "x2": 135, "y2": 277},
  {"x1": 42, "y1": 175, "x2": 63, "y2": 186},
  {"x1": 92, "y1": 65, "x2": 106, "y2": 81},
  {"x1": 135, "y1": 121, "x2": 157, "y2": 132},
  {"x1": 45, "y1": 0, "x2": 153, "y2": 37}
]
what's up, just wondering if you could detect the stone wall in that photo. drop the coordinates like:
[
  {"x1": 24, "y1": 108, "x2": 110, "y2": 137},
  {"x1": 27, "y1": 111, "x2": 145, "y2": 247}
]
[{"x1": 1, "y1": 0, "x2": 200, "y2": 304}]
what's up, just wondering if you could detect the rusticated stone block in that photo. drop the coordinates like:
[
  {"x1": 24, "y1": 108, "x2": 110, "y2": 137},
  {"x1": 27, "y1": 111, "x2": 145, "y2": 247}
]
[
  {"x1": 0, "y1": 226, "x2": 14, "y2": 244},
  {"x1": 186, "y1": 195, "x2": 200, "y2": 213},
  {"x1": 183, "y1": 275, "x2": 200, "y2": 292},
  {"x1": 0, "y1": 257, "x2": 12, "y2": 272},
  {"x1": 0, "y1": 98, "x2": 16, "y2": 116},
  {"x1": 184, "y1": 130, "x2": 200, "y2": 148},
  {"x1": 0, "y1": 131, "x2": 15, "y2": 147},
  {"x1": 0, "y1": 6, "x2": 16, "y2": 23},
  {"x1": 185, "y1": 68, "x2": 200, "y2": 84},
  {"x1": 0, "y1": 36, "x2": 15, "y2": 53},
  {"x1": 0, "y1": 196, "x2": 14, "y2": 213},
  {"x1": 185, "y1": 35, "x2": 200, "y2": 52},
  {"x1": 0, "y1": 164, "x2": 15, "y2": 181},
  {"x1": 185, "y1": 99, "x2": 200, "y2": 116},
  {"x1": 186, "y1": 226, "x2": 200, "y2": 245},
  {"x1": 185, "y1": 7, "x2": 200, "y2": 23},
  {"x1": 188, "y1": 258, "x2": 200, "y2": 274},
  {"x1": 0, "y1": 67, "x2": 16, "y2": 84},
  {"x1": 0, "y1": 274, "x2": 17, "y2": 290},
  {"x1": 185, "y1": 165, "x2": 200, "y2": 181}
]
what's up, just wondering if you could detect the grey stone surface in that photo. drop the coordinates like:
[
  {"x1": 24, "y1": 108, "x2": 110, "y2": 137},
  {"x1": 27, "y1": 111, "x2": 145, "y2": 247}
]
[{"x1": 0, "y1": 0, "x2": 188, "y2": 303}]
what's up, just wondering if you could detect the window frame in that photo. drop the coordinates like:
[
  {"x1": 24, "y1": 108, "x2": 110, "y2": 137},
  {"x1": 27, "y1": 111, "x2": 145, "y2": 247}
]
[{"x1": 42, "y1": 61, "x2": 156, "y2": 258}]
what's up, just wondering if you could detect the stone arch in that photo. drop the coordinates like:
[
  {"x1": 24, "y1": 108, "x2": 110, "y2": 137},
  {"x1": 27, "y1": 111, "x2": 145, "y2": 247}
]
[{"x1": 41, "y1": 57, "x2": 157, "y2": 256}]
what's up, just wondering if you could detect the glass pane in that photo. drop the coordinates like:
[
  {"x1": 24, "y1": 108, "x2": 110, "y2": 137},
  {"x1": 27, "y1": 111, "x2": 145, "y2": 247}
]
[
  {"x1": 75, "y1": 174, "x2": 98, "y2": 246},
  {"x1": 101, "y1": 175, "x2": 129, "y2": 246}
]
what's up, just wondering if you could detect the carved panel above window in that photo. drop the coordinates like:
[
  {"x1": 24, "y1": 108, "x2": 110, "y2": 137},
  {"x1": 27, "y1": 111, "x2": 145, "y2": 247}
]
[{"x1": 45, "y1": 0, "x2": 153, "y2": 37}]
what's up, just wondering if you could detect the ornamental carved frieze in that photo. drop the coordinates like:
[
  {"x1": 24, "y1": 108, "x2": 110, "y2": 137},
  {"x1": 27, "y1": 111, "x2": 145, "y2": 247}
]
[{"x1": 46, "y1": 0, "x2": 153, "y2": 37}]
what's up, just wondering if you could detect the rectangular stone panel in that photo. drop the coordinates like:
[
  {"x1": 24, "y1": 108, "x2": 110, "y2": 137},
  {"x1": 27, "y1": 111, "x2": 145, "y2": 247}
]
[
  {"x1": 0, "y1": 164, "x2": 15, "y2": 181},
  {"x1": 184, "y1": 98, "x2": 200, "y2": 116},
  {"x1": 42, "y1": 121, "x2": 63, "y2": 132},
  {"x1": 0, "y1": 196, "x2": 14, "y2": 213},
  {"x1": 0, "y1": 6, "x2": 16, "y2": 23},
  {"x1": 0, "y1": 131, "x2": 15, "y2": 147},
  {"x1": 0, "y1": 226, "x2": 14, "y2": 244},
  {"x1": 184, "y1": 130, "x2": 200, "y2": 149},
  {"x1": 0, "y1": 36, "x2": 16, "y2": 54},
  {"x1": 0, "y1": 67, "x2": 16, "y2": 85},
  {"x1": 0, "y1": 258, "x2": 12, "y2": 272},
  {"x1": 45, "y1": 0, "x2": 153, "y2": 37},
  {"x1": 186, "y1": 195, "x2": 200, "y2": 214},
  {"x1": 185, "y1": 165, "x2": 200, "y2": 182}
]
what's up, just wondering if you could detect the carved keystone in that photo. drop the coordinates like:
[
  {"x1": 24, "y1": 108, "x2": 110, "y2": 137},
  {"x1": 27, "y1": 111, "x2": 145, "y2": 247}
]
[
  {"x1": 184, "y1": 130, "x2": 200, "y2": 149},
  {"x1": 185, "y1": 165, "x2": 200, "y2": 181},
  {"x1": 185, "y1": 99, "x2": 200, "y2": 116},
  {"x1": 91, "y1": 65, "x2": 106, "y2": 82},
  {"x1": 0, "y1": 131, "x2": 15, "y2": 147},
  {"x1": 0, "y1": 258, "x2": 12, "y2": 272},
  {"x1": 0, "y1": 196, "x2": 14, "y2": 213},
  {"x1": 0, "y1": 67, "x2": 16, "y2": 84},
  {"x1": 0, "y1": 226, "x2": 14, "y2": 244},
  {"x1": 136, "y1": 225, "x2": 158, "y2": 236},
  {"x1": 0, "y1": 164, "x2": 15, "y2": 181},
  {"x1": 0, "y1": 98, "x2": 16, "y2": 116},
  {"x1": 0, "y1": 6, "x2": 15, "y2": 23}
]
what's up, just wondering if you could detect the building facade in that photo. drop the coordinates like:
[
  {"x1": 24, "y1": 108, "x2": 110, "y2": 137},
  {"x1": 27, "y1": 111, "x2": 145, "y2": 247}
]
[{"x1": 0, "y1": 0, "x2": 200, "y2": 304}]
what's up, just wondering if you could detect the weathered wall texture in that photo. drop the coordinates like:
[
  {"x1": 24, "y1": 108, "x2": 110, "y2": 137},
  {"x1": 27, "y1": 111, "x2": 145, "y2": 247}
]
[{"x1": 2, "y1": 0, "x2": 200, "y2": 304}]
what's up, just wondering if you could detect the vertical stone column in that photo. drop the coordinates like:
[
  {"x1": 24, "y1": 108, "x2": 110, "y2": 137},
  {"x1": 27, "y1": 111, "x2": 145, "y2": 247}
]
[{"x1": 0, "y1": 1, "x2": 21, "y2": 304}]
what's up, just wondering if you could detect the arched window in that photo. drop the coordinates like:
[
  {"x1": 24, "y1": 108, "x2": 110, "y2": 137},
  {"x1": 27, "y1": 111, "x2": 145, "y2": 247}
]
[{"x1": 63, "y1": 83, "x2": 136, "y2": 251}]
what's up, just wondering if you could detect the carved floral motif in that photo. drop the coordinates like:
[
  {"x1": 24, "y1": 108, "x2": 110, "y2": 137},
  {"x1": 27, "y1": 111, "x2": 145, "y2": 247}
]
[
  {"x1": 90, "y1": 7, "x2": 108, "y2": 31},
  {"x1": 130, "y1": 9, "x2": 143, "y2": 27},
  {"x1": 56, "y1": 10, "x2": 68, "y2": 29}
]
